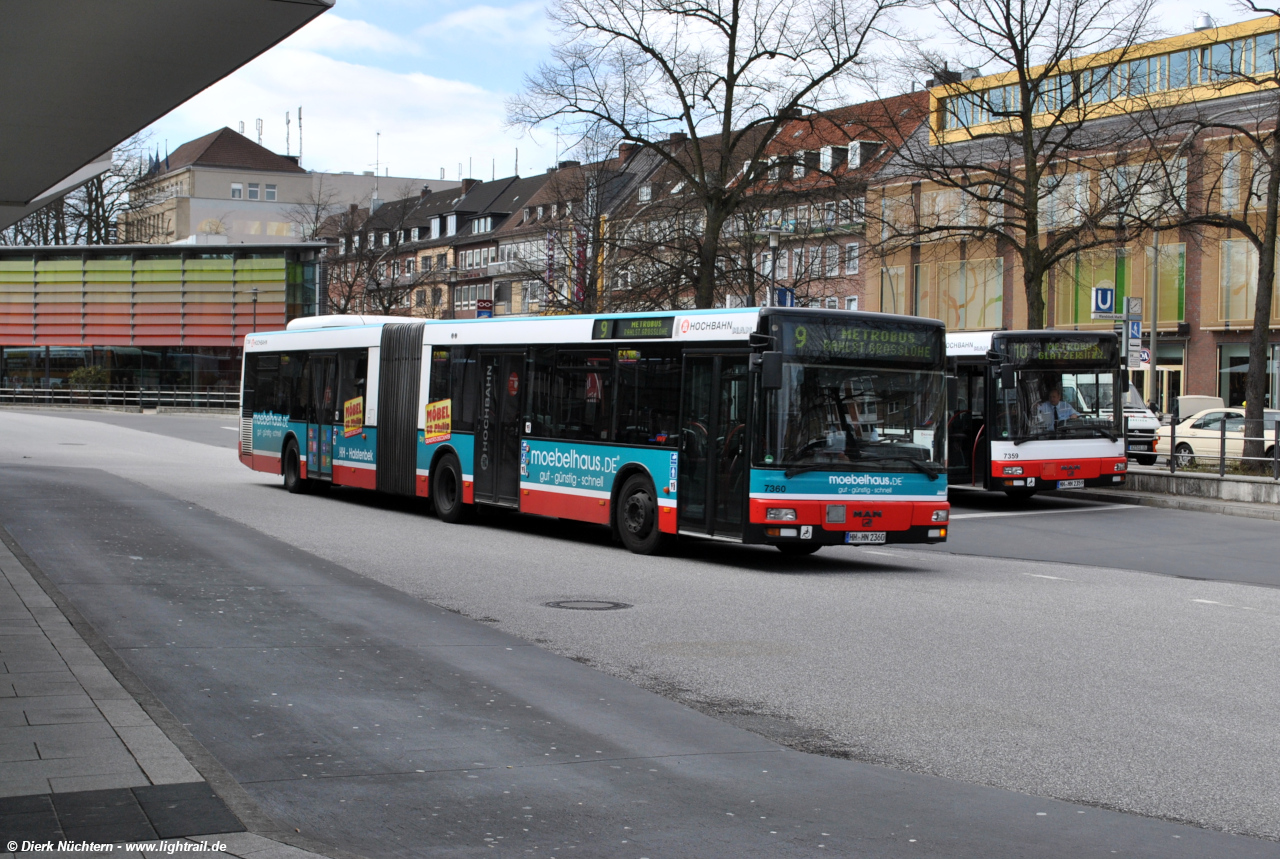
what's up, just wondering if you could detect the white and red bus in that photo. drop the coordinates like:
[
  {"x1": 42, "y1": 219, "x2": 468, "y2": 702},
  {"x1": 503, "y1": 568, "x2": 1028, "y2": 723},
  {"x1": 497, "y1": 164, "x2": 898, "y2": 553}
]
[
  {"x1": 946, "y1": 330, "x2": 1127, "y2": 499},
  {"x1": 239, "y1": 308, "x2": 951, "y2": 554}
]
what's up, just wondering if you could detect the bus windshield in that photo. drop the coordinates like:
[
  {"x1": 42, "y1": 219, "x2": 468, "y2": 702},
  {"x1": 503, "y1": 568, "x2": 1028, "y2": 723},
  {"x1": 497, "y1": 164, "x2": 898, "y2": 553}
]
[
  {"x1": 995, "y1": 369, "x2": 1122, "y2": 443},
  {"x1": 756, "y1": 362, "x2": 947, "y2": 477}
]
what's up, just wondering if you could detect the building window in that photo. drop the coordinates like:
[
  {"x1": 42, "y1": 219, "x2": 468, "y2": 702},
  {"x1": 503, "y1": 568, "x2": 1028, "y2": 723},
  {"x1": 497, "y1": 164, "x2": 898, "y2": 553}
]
[
  {"x1": 416, "y1": 289, "x2": 426, "y2": 308},
  {"x1": 381, "y1": 232, "x2": 390, "y2": 247},
  {"x1": 405, "y1": 258, "x2": 415, "y2": 275},
  {"x1": 265, "y1": 184, "x2": 277, "y2": 202},
  {"x1": 824, "y1": 245, "x2": 839, "y2": 277},
  {"x1": 231, "y1": 183, "x2": 243, "y2": 199},
  {"x1": 638, "y1": 184, "x2": 652, "y2": 203},
  {"x1": 845, "y1": 296, "x2": 859, "y2": 311},
  {"x1": 793, "y1": 152, "x2": 806, "y2": 179},
  {"x1": 937, "y1": 258, "x2": 1004, "y2": 329},
  {"x1": 845, "y1": 243, "x2": 860, "y2": 275},
  {"x1": 825, "y1": 296, "x2": 838, "y2": 309},
  {"x1": 446, "y1": 215, "x2": 457, "y2": 236},
  {"x1": 338, "y1": 238, "x2": 346, "y2": 254},
  {"x1": 248, "y1": 183, "x2": 260, "y2": 200}
]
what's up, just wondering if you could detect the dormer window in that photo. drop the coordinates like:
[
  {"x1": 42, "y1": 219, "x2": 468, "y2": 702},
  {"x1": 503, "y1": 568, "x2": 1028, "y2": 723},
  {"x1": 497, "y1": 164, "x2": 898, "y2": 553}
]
[
  {"x1": 431, "y1": 219, "x2": 441, "y2": 240},
  {"x1": 537, "y1": 205, "x2": 544, "y2": 219},
  {"x1": 381, "y1": 232, "x2": 390, "y2": 247},
  {"x1": 793, "y1": 152, "x2": 806, "y2": 178},
  {"x1": 670, "y1": 180, "x2": 685, "y2": 195},
  {"x1": 638, "y1": 184, "x2": 652, "y2": 203},
  {"x1": 820, "y1": 147, "x2": 833, "y2": 171},
  {"x1": 525, "y1": 207, "x2": 533, "y2": 222},
  {"x1": 551, "y1": 203, "x2": 558, "y2": 218},
  {"x1": 338, "y1": 238, "x2": 346, "y2": 254}
]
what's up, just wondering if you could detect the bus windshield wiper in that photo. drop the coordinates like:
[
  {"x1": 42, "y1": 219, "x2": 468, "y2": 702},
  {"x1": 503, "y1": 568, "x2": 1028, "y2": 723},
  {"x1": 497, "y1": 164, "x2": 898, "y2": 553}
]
[{"x1": 849, "y1": 453, "x2": 940, "y2": 481}]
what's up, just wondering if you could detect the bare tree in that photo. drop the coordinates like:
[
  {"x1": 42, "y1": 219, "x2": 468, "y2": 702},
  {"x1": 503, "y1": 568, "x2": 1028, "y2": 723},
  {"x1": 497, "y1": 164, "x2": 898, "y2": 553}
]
[
  {"x1": 286, "y1": 175, "x2": 345, "y2": 241},
  {"x1": 321, "y1": 185, "x2": 436, "y2": 315},
  {"x1": 510, "y1": 0, "x2": 904, "y2": 309},
  {"x1": 873, "y1": 0, "x2": 1158, "y2": 329},
  {"x1": 1, "y1": 135, "x2": 156, "y2": 245},
  {"x1": 1130, "y1": 7, "x2": 1280, "y2": 469}
]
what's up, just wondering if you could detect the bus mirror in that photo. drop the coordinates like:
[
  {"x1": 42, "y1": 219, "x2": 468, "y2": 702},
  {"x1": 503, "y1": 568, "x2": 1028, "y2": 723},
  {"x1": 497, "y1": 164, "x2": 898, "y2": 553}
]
[
  {"x1": 749, "y1": 332, "x2": 774, "y2": 349},
  {"x1": 1000, "y1": 364, "x2": 1015, "y2": 389},
  {"x1": 985, "y1": 349, "x2": 1002, "y2": 362},
  {"x1": 945, "y1": 356, "x2": 958, "y2": 374},
  {"x1": 752, "y1": 352, "x2": 784, "y2": 389}
]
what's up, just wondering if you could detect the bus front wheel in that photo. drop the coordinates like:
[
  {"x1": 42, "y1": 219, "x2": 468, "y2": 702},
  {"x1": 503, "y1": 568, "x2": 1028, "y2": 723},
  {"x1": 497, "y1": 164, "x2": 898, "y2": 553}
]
[
  {"x1": 283, "y1": 442, "x2": 309, "y2": 495},
  {"x1": 432, "y1": 454, "x2": 470, "y2": 523},
  {"x1": 616, "y1": 474, "x2": 670, "y2": 555}
]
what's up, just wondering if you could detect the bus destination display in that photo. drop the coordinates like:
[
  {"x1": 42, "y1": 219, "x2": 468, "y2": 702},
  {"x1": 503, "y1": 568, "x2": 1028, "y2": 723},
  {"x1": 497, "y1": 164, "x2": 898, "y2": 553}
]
[
  {"x1": 780, "y1": 320, "x2": 939, "y2": 363},
  {"x1": 1003, "y1": 337, "x2": 1114, "y2": 366},
  {"x1": 592, "y1": 317, "x2": 674, "y2": 340}
]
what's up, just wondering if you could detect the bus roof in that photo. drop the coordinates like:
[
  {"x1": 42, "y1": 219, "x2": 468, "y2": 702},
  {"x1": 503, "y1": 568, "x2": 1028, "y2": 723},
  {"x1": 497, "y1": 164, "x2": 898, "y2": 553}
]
[{"x1": 248, "y1": 307, "x2": 944, "y2": 352}]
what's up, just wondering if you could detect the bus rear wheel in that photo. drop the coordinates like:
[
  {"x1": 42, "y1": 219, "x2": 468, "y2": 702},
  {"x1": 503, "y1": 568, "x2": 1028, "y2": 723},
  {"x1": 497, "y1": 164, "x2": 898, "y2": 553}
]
[
  {"x1": 616, "y1": 474, "x2": 670, "y2": 555},
  {"x1": 283, "y1": 442, "x2": 309, "y2": 495},
  {"x1": 776, "y1": 543, "x2": 821, "y2": 556},
  {"x1": 432, "y1": 453, "x2": 470, "y2": 523}
]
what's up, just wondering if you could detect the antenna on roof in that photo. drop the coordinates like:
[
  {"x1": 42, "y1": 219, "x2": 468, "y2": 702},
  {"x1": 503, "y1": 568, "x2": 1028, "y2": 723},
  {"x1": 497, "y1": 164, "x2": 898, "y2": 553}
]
[
  {"x1": 515, "y1": 147, "x2": 519, "y2": 177},
  {"x1": 255, "y1": 118, "x2": 263, "y2": 146},
  {"x1": 298, "y1": 107, "x2": 303, "y2": 166},
  {"x1": 374, "y1": 132, "x2": 381, "y2": 201},
  {"x1": 238, "y1": 121, "x2": 245, "y2": 134},
  {"x1": 285, "y1": 111, "x2": 291, "y2": 156},
  {"x1": 492, "y1": 158, "x2": 495, "y2": 181},
  {"x1": 440, "y1": 168, "x2": 445, "y2": 180}
]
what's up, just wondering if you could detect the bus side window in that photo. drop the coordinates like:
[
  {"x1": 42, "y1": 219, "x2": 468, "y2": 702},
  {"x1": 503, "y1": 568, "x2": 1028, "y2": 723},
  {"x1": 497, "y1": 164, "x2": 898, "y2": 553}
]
[
  {"x1": 291, "y1": 355, "x2": 312, "y2": 423},
  {"x1": 526, "y1": 347, "x2": 555, "y2": 437},
  {"x1": 243, "y1": 354, "x2": 258, "y2": 413},
  {"x1": 428, "y1": 348, "x2": 450, "y2": 405},
  {"x1": 254, "y1": 354, "x2": 279, "y2": 414},
  {"x1": 970, "y1": 373, "x2": 985, "y2": 419},
  {"x1": 554, "y1": 350, "x2": 613, "y2": 441},
  {"x1": 338, "y1": 349, "x2": 368, "y2": 418},
  {"x1": 615, "y1": 344, "x2": 680, "y2": 446},
  {"x1": 451, "y1": 346, "x2": 478, "y2": 432}
]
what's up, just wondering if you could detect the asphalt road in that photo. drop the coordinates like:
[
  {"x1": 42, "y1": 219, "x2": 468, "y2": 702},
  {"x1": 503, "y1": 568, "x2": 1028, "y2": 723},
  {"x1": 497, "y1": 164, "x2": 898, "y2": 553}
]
[{"x1": 1, "y1": 410, "x2": 1278, "y2": 856}]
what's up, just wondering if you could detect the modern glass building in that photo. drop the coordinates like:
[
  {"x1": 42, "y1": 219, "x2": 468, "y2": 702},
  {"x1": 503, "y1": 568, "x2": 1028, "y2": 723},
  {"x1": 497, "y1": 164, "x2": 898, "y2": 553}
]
[{"x1": 0, "y1": 243, "x2": 323, "y2": 391}]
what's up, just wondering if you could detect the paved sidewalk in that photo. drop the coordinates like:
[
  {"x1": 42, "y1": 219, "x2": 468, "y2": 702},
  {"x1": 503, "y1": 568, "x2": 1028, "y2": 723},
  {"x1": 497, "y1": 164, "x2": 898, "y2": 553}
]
[
  {"x1": 0, "y1": 538, "x2": 339, "y2": 859},
  {"x1": 1047, "y1": 485, "x2": 1280, "y2": 521}
]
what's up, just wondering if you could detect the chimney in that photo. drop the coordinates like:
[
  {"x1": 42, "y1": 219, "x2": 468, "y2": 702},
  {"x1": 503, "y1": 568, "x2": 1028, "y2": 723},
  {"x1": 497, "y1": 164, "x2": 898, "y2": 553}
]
[
  {"x1": 558, "y1": 160, "x2": 581, "y2": 169},
  {"x1": 926, "y1": 63, "x2": 962, "y2": 88},
  {"x1": 1193, "y1": 14, "x2": 1215, "y2": 31},
  {"x1": 460, "y1": 178, "x2": 480, "y2": 195},
  {"x1": 421, "y1": 183, "x2": 431, "y2": 197},
  {"x1": 779, "y1": 107, "x2": 803, "y2": 119},
  {"x1": 618, "y1": 142, "x2": 637, "y2": 161},
  {"x1": 668, "y1": 131, "x2": 688, "y2": 145}
]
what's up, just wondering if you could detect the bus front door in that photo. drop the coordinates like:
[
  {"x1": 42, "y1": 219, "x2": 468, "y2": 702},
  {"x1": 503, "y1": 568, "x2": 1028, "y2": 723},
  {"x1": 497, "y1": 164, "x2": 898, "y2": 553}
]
[
  {"x1": 678, "y1": 353, "x2": 750, "y2": 539},
  {"x1": 309, "y1": 353, "x2": 337, "y2": 480},
  {"x1": 473, "y1": 351, "x2": 524, "y2": 506}
]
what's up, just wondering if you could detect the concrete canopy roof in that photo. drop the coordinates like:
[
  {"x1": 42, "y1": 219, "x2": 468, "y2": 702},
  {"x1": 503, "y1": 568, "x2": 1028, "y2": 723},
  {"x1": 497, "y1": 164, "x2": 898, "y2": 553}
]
[{"x1": 1, "y1": 0, "x2": 332, "y2": 229}]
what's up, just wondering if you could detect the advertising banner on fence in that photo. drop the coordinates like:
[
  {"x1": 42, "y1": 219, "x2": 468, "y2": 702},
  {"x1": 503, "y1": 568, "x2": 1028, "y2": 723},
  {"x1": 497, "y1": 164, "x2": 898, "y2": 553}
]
[
  {"x1": 423, "y1": 399, "x2": 452, "y2": 445},
  {"x1": 343, "y1": 396, "x2": 364, "y2": 437}
]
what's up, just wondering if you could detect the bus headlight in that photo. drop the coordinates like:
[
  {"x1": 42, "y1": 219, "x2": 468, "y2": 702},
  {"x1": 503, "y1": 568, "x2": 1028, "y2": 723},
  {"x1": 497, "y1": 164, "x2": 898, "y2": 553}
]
[
  {"x1": 931, "y1": 509, "x2": 949, "y2": 522},
  {"x1": 1002, "y1": 465, "x2": 1023, "y2": 475},
  {"x1": 1113, "y1": 462, "x2": 1127, "y2": 472},
  {"x1": 766, "y1": 508, "x2": 797, "y2": 521}
]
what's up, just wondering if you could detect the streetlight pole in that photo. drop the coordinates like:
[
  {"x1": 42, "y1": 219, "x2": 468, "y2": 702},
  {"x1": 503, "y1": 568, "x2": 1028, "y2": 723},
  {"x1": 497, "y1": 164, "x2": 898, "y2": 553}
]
[{"x1": 250, "y1": 286, "x2": 259, "y2": 332}]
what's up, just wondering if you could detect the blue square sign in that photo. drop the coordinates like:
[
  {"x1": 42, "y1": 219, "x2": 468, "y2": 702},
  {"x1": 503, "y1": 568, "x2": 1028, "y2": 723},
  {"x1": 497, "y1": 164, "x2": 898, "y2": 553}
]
[{"x1": 1128, "y1": 320, "x2": 1143, "y2": 340}]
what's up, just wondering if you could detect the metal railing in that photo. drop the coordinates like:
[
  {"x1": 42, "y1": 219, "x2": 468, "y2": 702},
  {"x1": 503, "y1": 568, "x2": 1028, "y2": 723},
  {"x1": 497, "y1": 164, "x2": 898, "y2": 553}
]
[
  {"x1": 1165, "y1": 417, "x2": 1280, "y2": 480},
  {"x1": 0, "y1": 387, "x2": 239, "y2": 409}
]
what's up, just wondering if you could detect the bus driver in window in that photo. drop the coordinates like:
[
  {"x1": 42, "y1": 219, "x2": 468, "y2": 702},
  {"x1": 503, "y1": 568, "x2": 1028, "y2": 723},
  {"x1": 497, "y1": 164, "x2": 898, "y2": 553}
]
[{"x1": 1037, "y1": 388, "x2": 1079, "y2": 428}]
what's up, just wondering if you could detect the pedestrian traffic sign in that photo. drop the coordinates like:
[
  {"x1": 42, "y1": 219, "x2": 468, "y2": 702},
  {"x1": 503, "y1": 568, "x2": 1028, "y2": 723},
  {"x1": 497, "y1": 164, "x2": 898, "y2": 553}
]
[
  {"x1": 1128, "y1": 320, "x2": 1143, "y2": 340},
  {"x1": 1091, "y1": 286, "x2": 1121, "y2": 319}
]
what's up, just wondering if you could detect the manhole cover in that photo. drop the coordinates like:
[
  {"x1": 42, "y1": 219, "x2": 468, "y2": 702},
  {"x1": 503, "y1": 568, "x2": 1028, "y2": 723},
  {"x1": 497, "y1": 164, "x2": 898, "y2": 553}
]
[{"x1": 544, "y1": 600, "x2": 632, "y2": 611}]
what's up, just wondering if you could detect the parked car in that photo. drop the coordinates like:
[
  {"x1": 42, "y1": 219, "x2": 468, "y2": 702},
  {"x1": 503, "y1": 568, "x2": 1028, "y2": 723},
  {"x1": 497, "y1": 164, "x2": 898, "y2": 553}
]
[
  {"x1": 1155, "y1": 408, "x2": 1280, "y2": 467},
  {"x1": 1123, "y1": 384, "x2": 1160, "y2": 466}
]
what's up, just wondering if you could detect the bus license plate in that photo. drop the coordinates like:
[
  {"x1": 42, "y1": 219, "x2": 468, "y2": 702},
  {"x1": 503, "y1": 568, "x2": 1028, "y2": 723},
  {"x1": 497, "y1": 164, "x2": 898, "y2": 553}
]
[
  {"x1": 846, "y1": 532, "x2": 887, "y2": 544},
  {"x1": 1058, "y1": 479, "x2": 1085, "y2": 489}
]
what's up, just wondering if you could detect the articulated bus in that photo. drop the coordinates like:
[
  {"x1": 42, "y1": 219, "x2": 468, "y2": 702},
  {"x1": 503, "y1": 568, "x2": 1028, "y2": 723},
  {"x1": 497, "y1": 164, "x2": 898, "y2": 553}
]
[
  {"x1": 946, "y1": 330, "x2": 1127, "y2": 499},
  {"x1": 239, "y1": 308, "x2": 950, "y2": 555}
]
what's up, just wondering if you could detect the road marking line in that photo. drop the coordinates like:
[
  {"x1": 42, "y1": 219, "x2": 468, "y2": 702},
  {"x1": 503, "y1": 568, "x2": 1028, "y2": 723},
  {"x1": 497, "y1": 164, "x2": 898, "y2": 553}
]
[
  {"x1": 1023, "y1": 573, "x2": 1072, "y2": 581},
  {"x1": 951, "y1": 505, "x2": 1145, "y2": 520},
  {"x1": 1192, "y1": 599, "x2": 1232, "y2": 606},
  {"x1": 221, "y1": 426, "x2": 238, "y2": 430}
]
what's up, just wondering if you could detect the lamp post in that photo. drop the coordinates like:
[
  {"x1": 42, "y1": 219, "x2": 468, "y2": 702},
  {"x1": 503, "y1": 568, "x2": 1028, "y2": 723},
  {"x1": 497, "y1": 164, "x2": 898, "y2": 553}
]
[
  {"x1": 250, "y1": 286, "x2": 259, "y2": 332},
  {"x1": 447, "y1": 266, "x2": 458, "y2": 320}
]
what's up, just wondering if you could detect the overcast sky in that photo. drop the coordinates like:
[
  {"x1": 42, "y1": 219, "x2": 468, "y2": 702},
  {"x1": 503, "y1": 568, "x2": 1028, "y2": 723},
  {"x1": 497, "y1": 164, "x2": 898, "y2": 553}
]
[{"x1": 141, "y1": 0, "x2": 1252, "y2": 184}]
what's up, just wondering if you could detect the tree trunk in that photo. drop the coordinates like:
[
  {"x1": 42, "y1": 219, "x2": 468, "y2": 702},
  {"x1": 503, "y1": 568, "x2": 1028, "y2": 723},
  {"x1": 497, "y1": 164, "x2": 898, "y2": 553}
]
[
  {"x1": 1243, "y1": 135, "x2": 1280, "y2": 471},
  {"x1": 694, "y1": 208, "x2": 727, "y2": 309}
]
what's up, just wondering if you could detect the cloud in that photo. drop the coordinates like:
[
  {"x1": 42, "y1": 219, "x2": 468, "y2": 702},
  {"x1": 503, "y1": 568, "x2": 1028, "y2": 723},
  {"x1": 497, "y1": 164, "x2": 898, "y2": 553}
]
[
  {"x1": 417, "y1": 2, "x2": 550, "y2": 45},
  {"x1": 143, "y1": 40, "x2": 557, "y2": 183},
  {"x1": 284, "y1": 13, "x2": 419, "y2": 56}
]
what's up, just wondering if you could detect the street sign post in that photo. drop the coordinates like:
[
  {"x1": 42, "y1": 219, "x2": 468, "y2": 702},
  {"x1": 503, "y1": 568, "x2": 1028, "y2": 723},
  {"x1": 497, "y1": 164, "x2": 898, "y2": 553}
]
[{"x1": 476, "y1": 299, "x2": 494, "y2": 319}]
